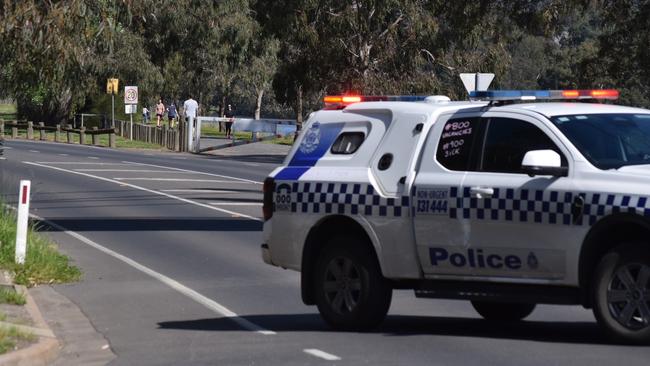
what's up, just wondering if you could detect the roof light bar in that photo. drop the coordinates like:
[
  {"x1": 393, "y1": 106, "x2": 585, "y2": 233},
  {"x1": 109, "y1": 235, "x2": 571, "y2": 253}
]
[
  {"x1": 323, "y1": 95, "x2": 429, "y2": 108},
  {"x1": 469, "y1": 89, "x2": 619, "y2": 101}
]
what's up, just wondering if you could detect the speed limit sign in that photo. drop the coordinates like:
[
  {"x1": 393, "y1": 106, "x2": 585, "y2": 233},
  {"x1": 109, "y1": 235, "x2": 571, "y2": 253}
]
[{"x1": 124, "y1": 86, "x2": 138, "y2": 104}]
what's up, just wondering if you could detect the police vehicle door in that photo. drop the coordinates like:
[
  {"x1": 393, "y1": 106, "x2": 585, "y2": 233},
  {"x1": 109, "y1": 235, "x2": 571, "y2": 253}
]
[
  {"x1": 453, "y1": 114, "x2": 577, "y2": 280},
  {"x1": 413, "y1": 113, "x2": 483, "y2": 276}
]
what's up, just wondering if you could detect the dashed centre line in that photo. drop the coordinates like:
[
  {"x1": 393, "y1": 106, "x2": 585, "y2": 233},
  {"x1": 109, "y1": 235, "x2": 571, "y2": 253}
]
[
  {"x1": 113, "y1": 178, "x2": 255, "y2": 183},
  {"x1": 88, "y1": 156, "x2": 100, "y2": 159},
  {"x1": 304, "y1": 349, "x2": 341, "y2": 361},
  {"x1": 209, "y1": 202, "x2": 262, "y2": 206},
  {"x1": 161, "y1": 189, "x2": 239, "y2": 193},
  {"x1": 75, "y1": 169, "x2": 189, "y2": 173},
  {"x1": 24, "y1": 161, "x2": 262, "y2": 222},
  {"x1": 36, "y1": 162, "x2": 133, "y2": 165}
]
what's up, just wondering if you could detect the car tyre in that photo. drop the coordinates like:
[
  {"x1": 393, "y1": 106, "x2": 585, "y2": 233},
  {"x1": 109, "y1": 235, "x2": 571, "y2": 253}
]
[
  {"x1": 592, "y1": 243, "x2": 650, "y2": 344},
  {"x1": 314, "y1": 237, "x2": 392, "y2": 331},
  {"x1": 471, "y1": 301, "x2": 536, "y2": 321}
]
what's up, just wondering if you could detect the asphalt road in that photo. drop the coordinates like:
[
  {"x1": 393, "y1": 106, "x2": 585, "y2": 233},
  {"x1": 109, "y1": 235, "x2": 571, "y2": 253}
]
[{"x1": 1, "y1": 139, "x2": 649, "y2": 365}]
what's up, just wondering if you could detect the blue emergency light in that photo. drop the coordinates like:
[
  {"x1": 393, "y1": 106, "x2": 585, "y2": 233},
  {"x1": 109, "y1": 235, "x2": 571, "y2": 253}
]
[{"x1": 469, "y1": 89, "x2": 619, "y2": 101}]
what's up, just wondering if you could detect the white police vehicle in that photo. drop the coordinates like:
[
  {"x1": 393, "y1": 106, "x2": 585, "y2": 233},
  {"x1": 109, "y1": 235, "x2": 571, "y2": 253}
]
[{"x1": 262, "y1": 87, "x2": 650, "y2": 343}]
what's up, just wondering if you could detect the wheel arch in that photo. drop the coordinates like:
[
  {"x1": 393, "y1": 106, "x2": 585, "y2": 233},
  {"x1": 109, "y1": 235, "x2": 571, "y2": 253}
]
[
  {"x1": 300, "y1": 215, "x2": 381, "y2": 305},
  {"x1": 578, "y1": 213, "x2": 650, "y2": 306}
]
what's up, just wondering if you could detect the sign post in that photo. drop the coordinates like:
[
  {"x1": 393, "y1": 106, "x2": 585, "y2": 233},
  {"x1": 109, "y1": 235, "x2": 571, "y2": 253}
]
[
  {"x1": 15, "y1": 180, "x2": 30, "y2": 264},
  {"x1": 124, "y1": 86, "x2": 138, "y2": 140}
]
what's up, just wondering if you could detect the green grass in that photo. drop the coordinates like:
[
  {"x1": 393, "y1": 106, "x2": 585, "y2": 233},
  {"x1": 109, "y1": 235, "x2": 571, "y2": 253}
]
[
  {"x1": 0, "y1": 207, "x2": 81, "y2": 287},
  {"x1": 0, "y1": 326, "x2": 35, "y2": 354},
  {"x1": 3, "y1": 129, "x2": 163, "y2": 149},
  {"x1": 0, "y1": 288, "x2": 25, "y2": 306},
  {"x1": 0, "y1": 104, "x2": 17, "y2": 121},
  {"x1": 264, "y1": 135, "x2": 295, "y2": 146}
]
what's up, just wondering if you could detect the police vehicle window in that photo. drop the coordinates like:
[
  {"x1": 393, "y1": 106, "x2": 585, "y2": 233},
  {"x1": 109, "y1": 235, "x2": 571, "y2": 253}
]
[
  {"x1": 330, "y1": 132, "x2": 365, "y2": 154},
  {"x1": 436, "y1": 118, "x2": 481, "y2": 171},
  {"x1": 551, "y1": 114, "x2": 650, "y2": 170},
  {"x1": 481, "y1": 118, "x2": 566, "y2": 174}
]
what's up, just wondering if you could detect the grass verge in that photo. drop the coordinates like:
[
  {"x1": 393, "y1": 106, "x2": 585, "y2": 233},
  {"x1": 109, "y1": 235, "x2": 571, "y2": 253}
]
[
  {"x1": 0, "y1": 206, "x2": 81, "y2": 287},
  {"x1": 0, "y1": 104, "x2": 17, "y2": 122},
  {"x1": 0, "y1": 288, "x2": 25, "y2": 306},
  {"x1": 2, "y1": 129, "x2": 162, "y2": 149},
  {"x1": 0, "y1": 325, "x2": 35, "y2": 354}
]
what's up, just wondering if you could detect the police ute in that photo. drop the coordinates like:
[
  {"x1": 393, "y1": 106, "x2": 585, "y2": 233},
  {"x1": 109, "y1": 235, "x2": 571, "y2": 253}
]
[{"x1": 261, "y1": 80, "x2": 650, "y2": 343}]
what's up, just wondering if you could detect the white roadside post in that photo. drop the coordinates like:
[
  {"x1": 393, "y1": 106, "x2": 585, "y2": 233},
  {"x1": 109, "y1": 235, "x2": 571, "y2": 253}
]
[{"x1": 15, "y1": 180, "x2": 31, "y2": 264}]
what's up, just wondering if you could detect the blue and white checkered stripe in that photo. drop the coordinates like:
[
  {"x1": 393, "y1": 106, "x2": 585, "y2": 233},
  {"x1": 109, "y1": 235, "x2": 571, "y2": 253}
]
[
  {"x1": 283, "y1": 182, "x2": 410, "y2": 217},
  {"x1": 448, "y1": 187, "x2": 650, "y2": 226}
]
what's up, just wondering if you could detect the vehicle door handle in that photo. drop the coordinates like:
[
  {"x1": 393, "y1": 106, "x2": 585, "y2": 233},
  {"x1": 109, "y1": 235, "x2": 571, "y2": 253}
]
[{"x1": 469, "y1": 187, "x2": 494, "y2": 199}]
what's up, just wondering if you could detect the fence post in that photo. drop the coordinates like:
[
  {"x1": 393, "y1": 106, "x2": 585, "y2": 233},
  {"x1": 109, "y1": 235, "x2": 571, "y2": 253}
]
[
  {"x1": 27, "y1": 121, "x2": 34, "y2": 139},
  {"x1": 55, "y1": 124, "x2": 60, "y2": 142},
  {"x1": 11, "y1": 120, "x2": 17, "y2": 138},
  {"x1": 92, "y1": 127, "x2": 99, "y2": 145},
  {"x1": 0, "y1": 119, "x2": 4, "y2": 137},
  {"x1": 109, "y1": 128, "x2": 116, "y2": 148},
  {"x1": 38, "y1": 122, "x2": 46, "y2": 140},
  {"x1": 162, "y1": 125, "x2": 168, "y2": 147},
  {"x1": 80, "y1": 126, "x2": 86, "y2": 145}
]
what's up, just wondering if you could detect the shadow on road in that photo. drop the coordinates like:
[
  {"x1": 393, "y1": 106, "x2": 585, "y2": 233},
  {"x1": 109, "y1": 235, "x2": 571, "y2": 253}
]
[
  {"x1": 158, "y1": 314, "x2": 623, "y2": 345},
  {"x1": 33, "y1": 217, "x2": 262, "y2": 232},
  {"x1": 199, "y1": 154, "x2": 286, "y2": 164}
]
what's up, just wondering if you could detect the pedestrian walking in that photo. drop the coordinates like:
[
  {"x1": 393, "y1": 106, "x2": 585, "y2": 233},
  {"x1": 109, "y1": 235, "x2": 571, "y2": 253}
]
[
  {"x1": 167, "y1": 102, "x2": 177, "y2": 128},
  {"x1": 183, "y1": 94, "x2": 199, "y2": 124},
  {"x1": 142, "y1": 106, "x2": 150, "y2": 124},
  {"x1": 155, "y1": 99, "x2": 165, "y2": 127},
  {"x1": 224, "y1": 104, "x2": 235, "y2": 139}
]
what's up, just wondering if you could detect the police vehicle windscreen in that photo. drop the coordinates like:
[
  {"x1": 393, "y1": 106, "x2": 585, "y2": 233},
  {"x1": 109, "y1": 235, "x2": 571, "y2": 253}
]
[{"x1": 551, "y1": 113, "x2": 650, "y2": 170}]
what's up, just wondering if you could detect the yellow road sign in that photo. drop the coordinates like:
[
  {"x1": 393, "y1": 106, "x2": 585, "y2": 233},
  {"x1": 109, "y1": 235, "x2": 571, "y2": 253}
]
[{"x1": 106, "y1": 78, "x2": 119, "y2": 94}]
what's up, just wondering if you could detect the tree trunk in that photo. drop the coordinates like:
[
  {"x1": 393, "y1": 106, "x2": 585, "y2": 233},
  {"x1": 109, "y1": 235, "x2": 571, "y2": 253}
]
[
  {"x1": 255, "y1": 89, "x2": 264, "y2": 120},
  {"x1": 296, "y1": 84, "x2": 303, "y2": 129}
]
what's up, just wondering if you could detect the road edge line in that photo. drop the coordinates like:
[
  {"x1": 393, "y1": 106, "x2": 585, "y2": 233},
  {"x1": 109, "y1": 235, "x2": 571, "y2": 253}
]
[{"x1": 29, "y1": 212, "x2": 275, "y2": 336}]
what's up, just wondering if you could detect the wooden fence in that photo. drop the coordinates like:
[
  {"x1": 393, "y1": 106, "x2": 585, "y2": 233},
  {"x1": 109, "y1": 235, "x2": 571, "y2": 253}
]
[
  {"x1": 113, "y1": 120, "x2": 185, "y2": 152},
  {"x1": 0, "y1": 119, "x2": 116, "y2": 148},
  {"x1": 1, "y1": 119, "x2": 187, "y2": 151}
]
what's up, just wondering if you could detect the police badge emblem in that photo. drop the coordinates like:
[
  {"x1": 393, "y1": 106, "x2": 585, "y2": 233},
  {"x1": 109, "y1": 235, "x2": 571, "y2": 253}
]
[{"x1": 299, "y1": 122, "x2": 321, "y2": 154}]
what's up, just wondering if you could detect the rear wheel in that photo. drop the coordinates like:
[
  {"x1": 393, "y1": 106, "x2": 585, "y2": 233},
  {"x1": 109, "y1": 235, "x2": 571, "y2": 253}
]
[
  {"x1": 592, "y1": 244, "x2": 650, "y2": 344},
  {"x1": 313, "y1": 237, "x2": 392, "y2": 331},
  {"x1": 471, "y1": 301, "x2": 536, "y2": 321}
]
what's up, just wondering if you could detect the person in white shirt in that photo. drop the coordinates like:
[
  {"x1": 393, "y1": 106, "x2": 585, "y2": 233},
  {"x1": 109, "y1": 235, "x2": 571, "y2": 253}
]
[{"x1": 183, "y1": 95, "x2": 199, "y2": 120}]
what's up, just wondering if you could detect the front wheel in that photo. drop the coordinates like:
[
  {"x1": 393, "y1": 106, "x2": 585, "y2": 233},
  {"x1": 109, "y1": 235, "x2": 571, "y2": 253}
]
[
  {"x1": 313, "y1": 237, "x2": 392, "y2": 331},
  {"x1": 592, "y1": 244, "x2": 650, "y2": 344},
  {"x1": 471, "y1": 301, "x2": 536, "y2": 321}
]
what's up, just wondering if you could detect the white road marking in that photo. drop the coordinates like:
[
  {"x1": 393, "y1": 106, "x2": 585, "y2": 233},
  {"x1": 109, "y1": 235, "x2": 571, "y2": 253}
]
[
  {"x1": 122, "y1": 161, "x2": 262, "y2": 184},
  {"x1": 24, "y1": 162, "x2": 262, "y2": 222},
  {"x1": 23, "y1": 210, "x2": 274, "y2": 336},
  {"x1": 58, "y1": 154, "x2": 69, "y2": 156},
  {"x1": 113, "y1": 178, "x2": 253, "y2": 183},
  {"x1": 304, "y1": 349, "x2": 341, "y2": 361},
  {"x1": 75, "y1": 169, "x2": 188, "y2": 173},
  {"x1": 243, "y1": 162, "x2": 260, "y2": 167},
  {"x1": 210, "y1": 202, "x2": 262, "y2": 206},
  {"x1": 3, "y1": 147, "x2": 12, "y2": 150},
  {"x1": 36, "y1": 162, "x2": 133, "y2": 166},
  {"x1": 161, "y1": 189, "x2": 238, "y2": 193},
  {"x1": 87, "y1": 156, "x2": 99, "y2": 159},
  {"x1": 29, "y1": 150, "x2": 39, "y2": 153}
]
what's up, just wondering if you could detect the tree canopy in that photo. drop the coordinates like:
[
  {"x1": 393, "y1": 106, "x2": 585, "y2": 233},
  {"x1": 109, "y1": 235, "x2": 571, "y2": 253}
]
[{"x1": 0, "y1": 0, "x2": 647, "y2": 124}]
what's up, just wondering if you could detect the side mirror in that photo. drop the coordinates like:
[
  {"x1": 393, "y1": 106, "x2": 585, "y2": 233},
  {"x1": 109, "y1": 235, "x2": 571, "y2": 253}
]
[{"x1": 521, "y1": 150, "x2": 568, "y2": 177}]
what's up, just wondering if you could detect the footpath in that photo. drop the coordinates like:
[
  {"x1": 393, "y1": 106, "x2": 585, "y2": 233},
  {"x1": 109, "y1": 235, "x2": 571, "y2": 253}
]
[{"x1": 0, "y1": 141, "x2": 291, "y2": 365}]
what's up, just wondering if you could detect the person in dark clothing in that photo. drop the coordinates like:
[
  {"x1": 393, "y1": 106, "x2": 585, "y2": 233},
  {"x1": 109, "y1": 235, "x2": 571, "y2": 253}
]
[{"x1": 224, "y1": 104, "x2": 235, "y2": 139}]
